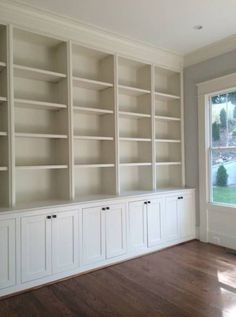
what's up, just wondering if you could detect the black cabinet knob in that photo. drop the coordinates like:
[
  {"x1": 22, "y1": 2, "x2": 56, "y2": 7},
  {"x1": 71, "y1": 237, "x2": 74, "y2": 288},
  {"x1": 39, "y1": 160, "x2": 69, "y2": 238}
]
[
  {"x1": 52, "y1": 215, "x2": 57, "y2": 218},
  {"x1": 178, "y1": 196, "x2": 183, "y2": 200},
  {"x1": 106, "y1": 207, "x2": 110, "y2": 210},
  {"x1": 148, "y1": 201, "x2": 151, "y2": 204},
  {"x1": 144, "y1": 201, "x2": 148, "y2": 205},
  {"x1": 46, "y1": 215, "x2": 51, "y2": 219},
  {"x1": 102, "y1": 207, "x2": 106, "y2": 211}
]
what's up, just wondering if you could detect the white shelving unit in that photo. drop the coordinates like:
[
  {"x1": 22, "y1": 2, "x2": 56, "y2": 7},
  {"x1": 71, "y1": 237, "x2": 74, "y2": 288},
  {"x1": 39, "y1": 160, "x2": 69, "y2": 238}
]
[
  {"x1": 13, "y1": 28, "x2": 70, "y2": 205},
  {"x1": 72, "y1": 44, "x2": 116, "y2": 199},
  {"x1": 0, "y1": 25, "x2": 9, "y2": 207},
  {"x1": 0, "y1": 25, "x2": 184, "y2": 208},
  {"x1": 154, "y1": 66, "x2": 182, "y2": 188}
]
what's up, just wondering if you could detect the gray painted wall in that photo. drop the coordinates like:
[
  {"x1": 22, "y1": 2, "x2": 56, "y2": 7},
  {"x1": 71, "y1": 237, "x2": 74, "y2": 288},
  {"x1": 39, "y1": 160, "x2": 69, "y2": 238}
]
[{"x1": 184, "y1": 50, "x2": 236, "y2": 224}]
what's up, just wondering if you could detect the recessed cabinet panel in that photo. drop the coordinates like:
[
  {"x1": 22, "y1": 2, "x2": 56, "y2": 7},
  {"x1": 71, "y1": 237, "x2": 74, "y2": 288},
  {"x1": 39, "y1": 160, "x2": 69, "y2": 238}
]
[
  {"x1": 147, "y1": 199, "x2": 164, "y2": 247},
  {"x1": 52, "y1": 211, "x2": 79, "y2": 274},
  {"x1": 21, "y1": 215, "x2": 52, "y2": 282},
  {"x1": 82, "y1": 207, "x2": 105, "y2": 265},
  {"x1": 128, "y1": 200, "x2": 147, "y2": 251},
  {"x1": 179, "y1": 194, "x2": 196, "y2": 239},
  {"x1": 163, "y1": 196, "x2": 179, "y2": 242},
  {"x1": 0, "y1": 219, "x2": 16, "y2": 290},
  {"x1": 106, "y1": 204, "x2": 126, "y2": 258}
]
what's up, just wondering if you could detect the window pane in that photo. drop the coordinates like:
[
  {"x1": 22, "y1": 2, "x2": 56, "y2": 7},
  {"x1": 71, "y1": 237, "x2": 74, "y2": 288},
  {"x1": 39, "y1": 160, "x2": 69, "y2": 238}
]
[
  {"x1": 211, "y1": 92, "x2": 236, "y2": 147},
  {"x1": 212, "y1": 150, "x2": 236, "y2": 204}
]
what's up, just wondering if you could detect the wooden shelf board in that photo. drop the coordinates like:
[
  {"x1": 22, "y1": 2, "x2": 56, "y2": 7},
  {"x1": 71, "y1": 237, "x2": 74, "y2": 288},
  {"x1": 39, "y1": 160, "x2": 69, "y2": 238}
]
[
  {"x1": 119, "y1": 111, "x2": 151, "y2": 119},
  {"x1": 74, "y1": 106, "x2": 113, "y2": 115},
  {"x1": 73, "y1": 77, "x2": 113, "y2": 90},
  {"x1": 74, "y1": 136, "x2": 114, "y2": 141},
  {"x1": 120, "y1": 137, "x2": 151, "y2": 142},
  {"x1": 14, "y1": 98, "x2": 67, "y2": 110},
  {"x1": 155, "y1": 115, "x2": 180, "y2": 122},
  {"x1": 155, "y1": 139, "x2": 181, "y2": 143},
  {"x1": 16, "y1": 165, "x2": 68, "y2": 170},
  {"x1": 0, "y1": 131, "x2": 7, "y2": 136},
  {"x1": 156, "y1": 162, "x2": 181, "y2": 166},
  {"x1": 0, "y1": 96, "x2": 7, "y2": 104},
  {"x1": 155, "y1": 91, "x2": 180, "y2": 101},
  {"x1": 0, "y1": 61, "x2": 6, "y2": 71},
  {"x1": 119, "y1": 85, "x2": 151, "y2": 96},
  {"x1": 15, "y1": 133, "x2": 68, "y2": 139},
  {"x1": 0, "y1": 166, "x2": 8, "y2": 171},
  {"x1": 120, "y1": 162, "x2": 152, "y2": 167},
  {"x1": 75, "y1": 164, "x2": 115, "y2": 168},
  {"x1": 14, "y1": 64, "x2": 66, "y2": 82}
]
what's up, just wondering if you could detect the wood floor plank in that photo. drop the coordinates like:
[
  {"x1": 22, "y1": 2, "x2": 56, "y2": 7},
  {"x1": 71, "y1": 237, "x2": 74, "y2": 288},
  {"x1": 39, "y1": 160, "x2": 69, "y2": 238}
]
[{"x1": 1, "y1": 241, "x2": 236, "y2": 317}]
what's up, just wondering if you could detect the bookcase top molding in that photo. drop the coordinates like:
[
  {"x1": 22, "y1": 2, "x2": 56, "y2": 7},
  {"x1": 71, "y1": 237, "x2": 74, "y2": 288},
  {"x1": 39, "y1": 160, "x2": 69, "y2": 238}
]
[{"x1": 0, "y1": 0, "x2": 183, "y2": 71}]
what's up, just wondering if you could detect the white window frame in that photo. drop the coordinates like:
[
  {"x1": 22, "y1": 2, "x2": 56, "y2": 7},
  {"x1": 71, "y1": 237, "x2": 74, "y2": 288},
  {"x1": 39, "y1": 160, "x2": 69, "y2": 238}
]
[{"x1": 198, "y1": 73, "x2": 236, "y2": 242}]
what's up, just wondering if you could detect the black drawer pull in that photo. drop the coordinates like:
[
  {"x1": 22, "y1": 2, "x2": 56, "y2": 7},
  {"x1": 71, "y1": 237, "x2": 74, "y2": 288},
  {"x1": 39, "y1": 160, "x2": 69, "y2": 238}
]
[{"x1": 178, "y1": 196, "x2": 183, "y2": 200}]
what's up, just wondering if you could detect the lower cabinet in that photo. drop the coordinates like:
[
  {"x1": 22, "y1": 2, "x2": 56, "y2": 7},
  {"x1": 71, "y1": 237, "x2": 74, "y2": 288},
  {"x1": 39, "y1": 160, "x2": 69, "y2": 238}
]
[
  {"x1": 163, "y1": 195, "x2": 179, "y2": 242},
  {"x1": 179, "y1": 193, "x2": 196, "y2": 239},
  {"x1": 0, "y1": 219, "x2": 16, "y2": 290},
  {"x1": 128, "y1": 198, "x2": 164, "y2": 251},
  {"x1": 81, "y1": 203, "x2": 126, "y2": 266},
  {"x1": 21, "y1": 210, "x2": 78, "y2": 283}
]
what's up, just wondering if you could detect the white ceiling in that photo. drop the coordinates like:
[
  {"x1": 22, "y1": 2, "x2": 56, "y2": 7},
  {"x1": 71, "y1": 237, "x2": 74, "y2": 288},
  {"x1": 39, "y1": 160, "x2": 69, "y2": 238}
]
[{"x1": 11, "y1": 0, "x2": 236, "y2": 55}]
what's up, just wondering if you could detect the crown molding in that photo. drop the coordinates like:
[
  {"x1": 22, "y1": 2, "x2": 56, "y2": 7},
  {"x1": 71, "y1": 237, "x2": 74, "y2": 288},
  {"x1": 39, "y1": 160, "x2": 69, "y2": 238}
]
[
  {"x1": 0, "y1": 0, "x2": 183, "y2": 70},
  {"x1": 184, "y1": 34, "x2": 236, "y2": 68}
]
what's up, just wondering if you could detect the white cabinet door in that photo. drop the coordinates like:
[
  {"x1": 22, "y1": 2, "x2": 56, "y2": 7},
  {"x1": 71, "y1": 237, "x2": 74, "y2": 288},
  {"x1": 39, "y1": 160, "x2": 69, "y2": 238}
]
[
  {"x1": 163, "y1": 196, "x2": 179, "y2": 242},
  {"x1": 0, "y1": 219, "x2": 16, "y2": 290},
  {"x1": 21, "y1": 215, "x2": 51, "y2": 283},
  {"x1": 106, "y1": 203, "x2": 126, "y2": 259},
  {"x1": 128, "y1": 200, "x2": 147, "y2": 252},
  {"x1": 147, "y1": 198, "x2": 164, "y2": 247},
  {"x1": 82, "y1": 207, "x2": 105, "y2": 265},
  {"x1": 179, "y1": 194, "x2": 196, "y2": 239},
  {"x1": 52, "y1": 210, "x2": 79, "y2": 274}
]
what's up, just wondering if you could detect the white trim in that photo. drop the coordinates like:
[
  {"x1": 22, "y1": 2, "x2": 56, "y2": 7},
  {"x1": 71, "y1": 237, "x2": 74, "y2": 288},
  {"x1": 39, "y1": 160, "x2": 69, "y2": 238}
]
[
  {"x1": 0, "y1": 0, "x2": 183, "y2": 71},
  {"x1": 184, "y1": 35, "x2": 236, "y2": 68},
  {"x1": 198, "y1": 72, "x2": 236, "y2": 242}
]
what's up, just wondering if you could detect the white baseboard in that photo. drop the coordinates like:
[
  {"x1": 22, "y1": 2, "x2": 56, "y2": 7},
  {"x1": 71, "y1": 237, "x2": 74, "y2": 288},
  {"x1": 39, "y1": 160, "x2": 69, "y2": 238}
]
[{"x1": 208, "y1": 231, "x2": 236, "y2": 250}]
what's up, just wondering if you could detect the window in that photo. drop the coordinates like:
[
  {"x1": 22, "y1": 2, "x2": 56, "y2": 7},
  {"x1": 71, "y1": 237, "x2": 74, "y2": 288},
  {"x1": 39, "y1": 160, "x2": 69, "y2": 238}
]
[{"x1": 210, "y1": 91, "x2": 236, "y2": 205}]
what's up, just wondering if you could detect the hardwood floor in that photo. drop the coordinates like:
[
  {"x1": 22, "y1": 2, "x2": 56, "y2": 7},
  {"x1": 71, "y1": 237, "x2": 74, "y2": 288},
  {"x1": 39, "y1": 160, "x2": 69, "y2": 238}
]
[{"x1": 1, "y1": 241, "x2": 236, "y2": 317}]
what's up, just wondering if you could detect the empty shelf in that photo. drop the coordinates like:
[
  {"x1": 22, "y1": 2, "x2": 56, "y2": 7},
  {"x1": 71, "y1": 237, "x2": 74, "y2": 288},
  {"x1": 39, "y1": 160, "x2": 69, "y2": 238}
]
[
  {"x1": 0, "y1": 166, "x2": 8, "y2": 171},
  {"x1": 155, "y1": 139, "x2": 181, "y2": 143},
  {"x1": 75, "y1": 163, "x2": 115, "y2": 168},
  {"x1": 74, "y1": 106, "x2": 113, "y2": 115},
  {"x1": 0, "y1": 61, "x2": 6, "y2": 71},
  {"x1": 16, "y1": 165, "x2": 68, "y2": 170},
  {"x1": 14, "y1": 64, "x2": 66, "y2": 82},
  {"x1": 119, "y1": 85, "x2": 151, "y2": 96},
  {"x1": 15, "y1": 98, "x2": 67, "y2": 110},
  {"x1": 120, "y1": 137, "x2": 151, "y2": 142},
  {"x1": 0, "y1": 96, "x2": 7, "y2": 104},
  {"x1": 15, "y1": 133, "x2": 68, "y2": 139},
  {"x1": 73, "y1": 77, "x2": 113, "y2": 90},
  {"x1": 156, "y1": 162, "x2": 181, "y2": 166},
  {"x1": 120, "y1": 162, "x2": 152, "y2": 167},
  {"x1": 155, "y1": 91, "x2": 180, "y2": 101},
  {"x1": 155, "y1": 115, "x2": 180, "y2": 121},
  {"x1": 74, "y1": 136, "x2": 114, "y2": 141},
  {"x1": 0, "y1": 131, "x2": 7, "y2": 136},
  {"x1": 119, "y1": 111, "x2": 151, "y2": 119}
]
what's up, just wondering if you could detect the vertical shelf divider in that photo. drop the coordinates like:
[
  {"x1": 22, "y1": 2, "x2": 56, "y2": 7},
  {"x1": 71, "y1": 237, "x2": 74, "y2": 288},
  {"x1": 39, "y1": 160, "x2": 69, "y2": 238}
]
[
  {"x1": 180, "y1": 71, "x2": 185, "y2": 187},
  {"x1": 151, "y1": 64, "x2": 156, "y2": 190},
  {"x1": 7, "y1": 25, "x2": 15, "y2": 207},
  {"x1": 114, "y1": 54, "x2": 120, "y2": 195},
  {"x1": 67, "y1": 40, "x2": 74, "y2": 200}
]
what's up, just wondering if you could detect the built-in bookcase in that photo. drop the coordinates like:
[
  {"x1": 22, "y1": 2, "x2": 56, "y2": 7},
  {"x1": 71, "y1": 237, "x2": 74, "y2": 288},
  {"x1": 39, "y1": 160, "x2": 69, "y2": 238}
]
[
  {"x1": 154, "y1": 66, "x2": 182, "y2": 188},
  {"x1": 13, "y1": 29, "x2": 70, "y2": 205},
  {"x1": 0, "y1": 25, "x2": 9, "y2": 206},
  {"x1": 72, "y1": 44, "x2": 116, "y2": 199},
  {"x1": 0, "y1": 25, "x2": 184, "y2": 208},
  {"x1": 118, "y1": 57, "x2": 153, "y2": 193}
]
